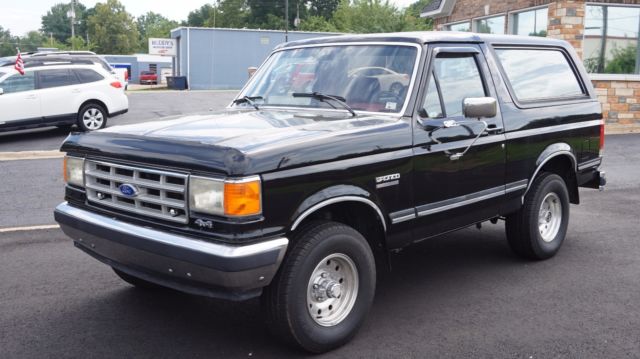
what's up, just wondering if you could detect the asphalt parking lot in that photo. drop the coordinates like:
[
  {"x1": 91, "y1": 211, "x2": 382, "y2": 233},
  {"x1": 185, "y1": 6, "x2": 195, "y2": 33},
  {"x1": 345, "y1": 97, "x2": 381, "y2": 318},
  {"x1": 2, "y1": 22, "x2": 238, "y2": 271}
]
[{"x1": 1, "y1": 91, "x2": 639, "y2": 357}]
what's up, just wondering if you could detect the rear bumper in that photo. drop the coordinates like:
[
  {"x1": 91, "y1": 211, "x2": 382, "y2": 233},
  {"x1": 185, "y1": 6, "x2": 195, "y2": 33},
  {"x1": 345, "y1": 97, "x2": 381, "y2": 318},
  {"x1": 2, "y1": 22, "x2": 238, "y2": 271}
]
[{"x1": 54, "y1": 202, "x2": 288, "y2": 300}]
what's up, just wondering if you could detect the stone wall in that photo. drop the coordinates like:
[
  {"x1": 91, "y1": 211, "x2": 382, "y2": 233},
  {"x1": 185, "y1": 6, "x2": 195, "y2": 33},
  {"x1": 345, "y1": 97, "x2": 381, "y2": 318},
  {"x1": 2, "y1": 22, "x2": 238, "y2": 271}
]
[{"x1": 593, "y1": 80, "x2": 640, "y2": 131}]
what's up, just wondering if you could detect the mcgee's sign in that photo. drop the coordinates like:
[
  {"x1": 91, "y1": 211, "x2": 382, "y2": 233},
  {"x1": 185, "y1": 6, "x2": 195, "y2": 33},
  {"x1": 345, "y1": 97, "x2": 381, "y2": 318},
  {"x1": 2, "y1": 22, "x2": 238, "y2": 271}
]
[{"x1": 149, "y1": 38, "x2": 176, "y2": 56}]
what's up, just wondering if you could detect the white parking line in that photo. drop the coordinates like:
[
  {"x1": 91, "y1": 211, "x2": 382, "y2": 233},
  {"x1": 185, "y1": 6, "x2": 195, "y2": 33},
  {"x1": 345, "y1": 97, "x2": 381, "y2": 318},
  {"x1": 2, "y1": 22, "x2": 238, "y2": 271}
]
[
  {"x1": 0, "y1": 150, "x2": 63, "y2": 161},
  {"x1": 0, "y1": 224, "x2": 60, "y2": 233}
]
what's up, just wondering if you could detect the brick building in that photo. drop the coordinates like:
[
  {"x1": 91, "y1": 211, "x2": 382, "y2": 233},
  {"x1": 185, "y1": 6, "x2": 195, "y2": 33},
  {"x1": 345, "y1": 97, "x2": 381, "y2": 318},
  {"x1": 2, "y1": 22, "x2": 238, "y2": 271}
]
[{"x1": 421, "y1": 0, "x2": 640, "y2": 132}]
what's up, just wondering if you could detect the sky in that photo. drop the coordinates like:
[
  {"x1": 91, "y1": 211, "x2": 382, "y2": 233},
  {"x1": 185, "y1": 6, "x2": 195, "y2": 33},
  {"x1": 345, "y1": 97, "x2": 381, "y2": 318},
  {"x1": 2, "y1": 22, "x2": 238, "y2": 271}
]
[{"x1": 1, "y1": 0, "x2": 418, "y2": 36}]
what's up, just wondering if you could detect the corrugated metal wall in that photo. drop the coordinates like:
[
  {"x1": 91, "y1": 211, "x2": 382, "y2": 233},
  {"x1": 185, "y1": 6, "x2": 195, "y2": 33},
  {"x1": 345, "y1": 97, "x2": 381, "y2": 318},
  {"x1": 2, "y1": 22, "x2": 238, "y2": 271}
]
[{"x1": 170, "y1": 27, "x2": 340, "y2": 90}]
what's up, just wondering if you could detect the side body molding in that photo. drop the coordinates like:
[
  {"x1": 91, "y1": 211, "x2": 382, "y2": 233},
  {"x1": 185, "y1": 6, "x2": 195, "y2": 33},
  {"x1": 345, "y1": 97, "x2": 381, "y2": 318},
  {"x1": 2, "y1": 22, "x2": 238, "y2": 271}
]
[
  {"x1": 524, "y1": 143, "x2": 577, "y2": 196},
  {"x1": 290, "y1": 185, "x2": 387, "y2": 232}
]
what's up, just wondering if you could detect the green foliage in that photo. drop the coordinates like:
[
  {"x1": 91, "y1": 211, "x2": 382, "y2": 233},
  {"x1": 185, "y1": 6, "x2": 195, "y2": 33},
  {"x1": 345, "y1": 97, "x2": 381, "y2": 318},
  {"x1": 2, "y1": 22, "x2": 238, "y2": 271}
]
[
  {"x1": 309, "y1": 0, "x2": 340, "y2": 19},
  {"x1": 187, "y1": 4, "x2": 217, "y2": 27},
  {"x1": 41, "y1": 2, "x2": 88, "y2": 43},
  {"x1": 298, "y1": 16, "x2": 338, "y2": 32},
  {"x1": 137, "y1": 12, "x2": 179, "y2": 51},
  {"x1": 0, "y1": 26, "x2": 18, "y2": 57},
  {"x1": 605, "y1": 45, "x2": 637, "y2": 74},
  {"x1": 332, "y1": 0, "x2": 409, "y2": 33},
  {"x1": 87, "y1": 0, "x2": 139, "y2": 54}
]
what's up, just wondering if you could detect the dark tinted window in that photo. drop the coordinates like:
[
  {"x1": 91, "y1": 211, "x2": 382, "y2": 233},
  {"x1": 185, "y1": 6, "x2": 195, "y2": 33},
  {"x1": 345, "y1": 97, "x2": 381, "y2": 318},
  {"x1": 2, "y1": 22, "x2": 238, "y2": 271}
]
[
  {"x1": 1, "y1": 72, "x2": 36, "y2": 93},
  {"x1": 74, "y1": 68, "x2": 104, "y2": 83},
  {"x1": 496, "y1": 49, "x2": 584, "y2": 101},
  {"x1": 38, "y1": 69, "x2": 77, "y2": 89},
  {"x1": 423, "y1": 54, "x2": 486, "y2": 117}
]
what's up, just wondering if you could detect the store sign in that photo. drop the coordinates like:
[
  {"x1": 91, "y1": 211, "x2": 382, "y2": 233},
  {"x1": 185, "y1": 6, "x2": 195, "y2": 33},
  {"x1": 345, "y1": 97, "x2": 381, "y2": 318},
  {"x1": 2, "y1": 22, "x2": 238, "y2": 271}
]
[{"x1": 149, "y1": 38, "x2": 176, "y2": 56}]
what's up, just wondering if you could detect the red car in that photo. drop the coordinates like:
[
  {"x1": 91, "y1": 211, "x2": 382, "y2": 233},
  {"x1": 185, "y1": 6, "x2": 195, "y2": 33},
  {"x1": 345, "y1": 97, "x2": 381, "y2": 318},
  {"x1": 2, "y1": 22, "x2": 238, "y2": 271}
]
[{"x1": 139, "y1": 71, "x2": 157, "y2": 85}]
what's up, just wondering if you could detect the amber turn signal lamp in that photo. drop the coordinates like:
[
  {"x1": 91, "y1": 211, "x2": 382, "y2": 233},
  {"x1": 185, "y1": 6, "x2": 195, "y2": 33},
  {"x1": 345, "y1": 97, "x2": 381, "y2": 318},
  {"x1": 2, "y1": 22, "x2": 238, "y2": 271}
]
[{"x1": 224, "y1": 180, "x2": 261, "y2": 216}]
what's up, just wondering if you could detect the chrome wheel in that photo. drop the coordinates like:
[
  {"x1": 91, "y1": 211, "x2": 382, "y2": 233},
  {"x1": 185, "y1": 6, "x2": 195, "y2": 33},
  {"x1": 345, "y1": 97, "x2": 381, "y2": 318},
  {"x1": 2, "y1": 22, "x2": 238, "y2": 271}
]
[
  {"x1": 82, "y1": 108, "x2": 104, "y2": 130},
  {"x1": 538, "y1": 192, "x2": 562, "y2": 242},
  {"x1": 307, "y1": 253, "x2": 359, "y2": 327}
]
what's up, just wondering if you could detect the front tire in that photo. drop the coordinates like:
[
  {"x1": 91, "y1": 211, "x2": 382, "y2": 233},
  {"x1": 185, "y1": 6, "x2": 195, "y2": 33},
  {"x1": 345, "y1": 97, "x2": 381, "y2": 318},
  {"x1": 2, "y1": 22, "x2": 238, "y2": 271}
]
[
  {"x1": 77, "y1": 103, "x2": 107, "y2": 131},
  {"x1": 505, "y1": 172, "x2": 570, "y2": 260},
  {"x1": 263, "y1": 221, "x2": 376, "y2": 353}
]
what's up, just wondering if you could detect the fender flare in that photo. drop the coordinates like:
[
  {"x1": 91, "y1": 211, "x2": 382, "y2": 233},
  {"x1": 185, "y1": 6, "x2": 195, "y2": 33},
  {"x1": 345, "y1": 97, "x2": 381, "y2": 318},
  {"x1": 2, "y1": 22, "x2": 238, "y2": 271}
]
[
  {"x1": 290, "y1": 185, "x2": 387, "y2": 232},
  {"x1": 524, "y1": 143, "x2": 577, "y2": 196}
]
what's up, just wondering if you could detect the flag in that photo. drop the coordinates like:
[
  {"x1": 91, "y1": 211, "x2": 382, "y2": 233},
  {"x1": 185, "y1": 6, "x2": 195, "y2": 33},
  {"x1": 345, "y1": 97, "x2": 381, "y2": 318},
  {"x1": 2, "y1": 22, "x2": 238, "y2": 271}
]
[{"x1": 14, "y1": 49, "x2": 24, "y2": 75}]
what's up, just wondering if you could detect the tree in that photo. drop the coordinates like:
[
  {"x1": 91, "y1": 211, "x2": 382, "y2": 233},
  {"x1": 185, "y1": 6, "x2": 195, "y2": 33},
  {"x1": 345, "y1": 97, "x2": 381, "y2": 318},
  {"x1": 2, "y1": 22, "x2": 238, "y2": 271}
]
[
  {"x1": 605, "y1": 45, "x2": 637, "y2": 74},
  {"x1": 187, "y1": 4, "x2": 217, "y2": 27},
  {"x1": 0, "y1": 26, "x2": 17, "y2": 57},
  {"x1": 137, "y1": 12, "x2": 179, "y2": 51},
  {"x1": 211, "y1": 0, "x2": 250, "y2": 28},
  {"x1": 308, "y1": 0, "x2": 340, "y2": 20},
  {"x1": 299, "y1": 15, "x2": 337, "y2": 32},
  {"x1": 87, "y1": 0, "x2": 139, "y2": 54},
  {"x1": 41, "y1": 2, "x2": 88, "y2": 43},
  {"x1": 331, "y1": 0, "x2": 407, "y2": 33}
]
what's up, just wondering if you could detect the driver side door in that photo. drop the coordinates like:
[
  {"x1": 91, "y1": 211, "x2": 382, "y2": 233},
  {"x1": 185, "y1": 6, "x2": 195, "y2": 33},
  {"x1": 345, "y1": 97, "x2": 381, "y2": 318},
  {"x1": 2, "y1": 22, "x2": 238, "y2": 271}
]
[{"x1": 411, "y1": 44, "x2": 507, "y2": 240}]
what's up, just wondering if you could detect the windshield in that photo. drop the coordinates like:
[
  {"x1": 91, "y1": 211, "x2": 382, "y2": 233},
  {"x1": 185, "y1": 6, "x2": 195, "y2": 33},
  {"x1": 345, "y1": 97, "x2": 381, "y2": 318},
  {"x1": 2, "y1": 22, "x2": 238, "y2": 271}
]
[{"x1": 238, "y1": 44, "x2": 418, "y2": 114}]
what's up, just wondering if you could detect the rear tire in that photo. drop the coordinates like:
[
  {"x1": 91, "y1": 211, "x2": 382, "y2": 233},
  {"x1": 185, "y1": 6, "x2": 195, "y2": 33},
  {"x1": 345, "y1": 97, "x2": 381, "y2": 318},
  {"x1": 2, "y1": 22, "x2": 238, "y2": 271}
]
[
  {"x1": 77, "y1": 103, "x2": 107, "y2": 131},
  {"x1": 505, "y1": 172, "x2": 570, "y2": 260},
  {"x1": 113, "y1": 268, "x2": 163, "y2": 289},
  {"x1": 262, "y1": 221, "x2": 376, "y2": 353}
]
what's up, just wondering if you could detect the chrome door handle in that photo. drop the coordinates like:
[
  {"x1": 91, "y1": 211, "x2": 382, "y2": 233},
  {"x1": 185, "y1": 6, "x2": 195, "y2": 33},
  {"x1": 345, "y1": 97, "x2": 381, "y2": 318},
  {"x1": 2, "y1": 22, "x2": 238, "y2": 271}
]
[
  {"x1": 24, "y1": 94, "x2": 37, "y2": 100},
  {"x1": 71, "y1": 89, "x2": 81, "y2": 93}
]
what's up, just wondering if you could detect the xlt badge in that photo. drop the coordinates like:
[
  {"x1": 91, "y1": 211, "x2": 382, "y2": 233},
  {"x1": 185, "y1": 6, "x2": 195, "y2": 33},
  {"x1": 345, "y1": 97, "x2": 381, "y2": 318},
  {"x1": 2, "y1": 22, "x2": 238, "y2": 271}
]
[{"x1": 376, "y1": 173, "x2": 400, "y2": 188}]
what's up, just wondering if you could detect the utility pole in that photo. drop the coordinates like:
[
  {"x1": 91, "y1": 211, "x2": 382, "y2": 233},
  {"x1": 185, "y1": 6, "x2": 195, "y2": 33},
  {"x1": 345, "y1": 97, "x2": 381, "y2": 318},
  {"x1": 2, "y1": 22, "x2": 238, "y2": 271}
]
[
  {"x1": 284, "y1": 0, "x2": 289, "y2": 42},
  {"x1": 636, "y1": 11, "x2": 640, "y2": 74},
  {"x1": 597, "y1": 5, "x2": 608, "y2": 73},
  {"x1": 68, "y1": 0, "x2": 76, "y2": 49}
]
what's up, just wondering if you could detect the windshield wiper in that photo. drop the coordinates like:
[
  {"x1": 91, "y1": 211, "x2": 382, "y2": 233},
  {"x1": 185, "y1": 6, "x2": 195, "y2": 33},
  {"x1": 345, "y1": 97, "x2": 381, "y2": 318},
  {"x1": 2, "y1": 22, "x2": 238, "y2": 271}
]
[
  {"x1": 292, "y1": 92, "x2": 357, "y2": 117},
  {"x1": 233, "y1": 96, "x2": 263, "y2": 110}
]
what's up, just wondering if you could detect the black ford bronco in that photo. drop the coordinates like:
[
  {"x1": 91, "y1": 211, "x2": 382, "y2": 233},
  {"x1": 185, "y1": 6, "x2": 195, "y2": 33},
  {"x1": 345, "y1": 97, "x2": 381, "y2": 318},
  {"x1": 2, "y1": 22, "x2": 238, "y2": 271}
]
[{"x1": 55, "y1": 32, "x2": 606, "y2": 353}]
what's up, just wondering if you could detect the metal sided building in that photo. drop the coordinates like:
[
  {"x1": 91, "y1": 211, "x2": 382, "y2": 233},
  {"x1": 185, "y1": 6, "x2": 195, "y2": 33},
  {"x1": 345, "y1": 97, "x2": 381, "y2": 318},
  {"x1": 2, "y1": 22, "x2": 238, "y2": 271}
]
[
  {"x1": 170, "y1": 27, "x2": 341, "y2": 90},
  {"x1": 103, "y1": 54, "x2": 172, "y2": 84}
]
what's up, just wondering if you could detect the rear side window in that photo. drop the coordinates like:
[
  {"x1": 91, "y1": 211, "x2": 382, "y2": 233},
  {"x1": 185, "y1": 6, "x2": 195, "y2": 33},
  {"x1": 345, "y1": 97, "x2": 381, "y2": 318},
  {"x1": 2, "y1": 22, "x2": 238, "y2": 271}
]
[
  {"x1": 495, "y1": 48, "x2": 584, "y2": 102},
  {"x1": 38, "y1": 69, "x2": 78, "y2": 89},
  {"x1": 1, "y1": 72, "x2": 36, "y2": 93},
  {"x1": 74, "y1": 69, "x2": 104, "y2": 83}
]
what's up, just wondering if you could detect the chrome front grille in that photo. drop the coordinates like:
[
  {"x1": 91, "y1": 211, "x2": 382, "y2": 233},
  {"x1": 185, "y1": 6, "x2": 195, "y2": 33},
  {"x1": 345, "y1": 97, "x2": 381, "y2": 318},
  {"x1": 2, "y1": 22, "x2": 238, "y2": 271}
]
[{"x1": 84, "y1": 160, "x2": 189, "y2": 224}]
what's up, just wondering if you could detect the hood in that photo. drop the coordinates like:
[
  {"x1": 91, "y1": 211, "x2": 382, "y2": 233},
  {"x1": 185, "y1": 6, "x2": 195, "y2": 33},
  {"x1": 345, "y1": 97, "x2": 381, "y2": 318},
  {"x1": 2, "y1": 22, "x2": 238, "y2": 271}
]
[{"x1": 61, "y1": 109, "x2": 412, "y2": 175}]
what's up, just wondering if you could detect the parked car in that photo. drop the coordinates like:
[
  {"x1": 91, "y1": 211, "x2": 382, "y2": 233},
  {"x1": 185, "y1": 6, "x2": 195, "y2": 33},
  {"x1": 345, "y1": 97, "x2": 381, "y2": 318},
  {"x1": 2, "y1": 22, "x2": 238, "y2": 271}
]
[
  {"x1": 113, "y1": 68, "x2": 129, "y2": 90},
  {"x1": 348, "y1": 66, "x2": 410, "y2": 95},
  {"x1": 54, "y1": 32, "x2": 605, "y2": 353},
  {"x1": 0, "y1": 59, "x2": 128, "y2": 132},
  {"x1": 139, "y1": 71, "x2": 158, "y2": 85}
]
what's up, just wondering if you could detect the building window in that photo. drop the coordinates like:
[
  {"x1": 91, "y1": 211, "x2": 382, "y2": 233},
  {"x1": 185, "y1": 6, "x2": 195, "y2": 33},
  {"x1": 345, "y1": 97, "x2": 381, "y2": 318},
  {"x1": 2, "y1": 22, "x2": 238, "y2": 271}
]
[
  {"x1": 446, "y1": 22, "x2": 471, "y2": 32},
  {"x1": 584, "y1": 4, "x2": 640, "y2": 74},
  {"x1": 511, "y1": 7, "x2": 548, "y2": 37},
  {"x1": 475, "y1": 15, "x2": 505, "y2": 34}
]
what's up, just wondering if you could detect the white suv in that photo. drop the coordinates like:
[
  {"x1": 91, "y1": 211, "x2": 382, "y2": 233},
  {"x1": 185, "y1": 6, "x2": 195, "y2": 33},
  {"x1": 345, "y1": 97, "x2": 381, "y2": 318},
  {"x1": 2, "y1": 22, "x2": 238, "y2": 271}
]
[{"x1": 0, "y1": 61, "x2": 128, "y2": 132}]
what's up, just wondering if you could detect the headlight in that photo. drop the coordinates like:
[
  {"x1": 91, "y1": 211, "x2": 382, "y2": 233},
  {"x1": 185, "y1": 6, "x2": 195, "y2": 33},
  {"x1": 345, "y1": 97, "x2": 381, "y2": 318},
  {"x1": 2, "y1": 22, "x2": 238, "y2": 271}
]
[
  {"x1": 189, "y1": 176, "x2": 261, "y2": 217},
  {"x1": 63, "y1": 156, "x2": 84, "y2": 187}
]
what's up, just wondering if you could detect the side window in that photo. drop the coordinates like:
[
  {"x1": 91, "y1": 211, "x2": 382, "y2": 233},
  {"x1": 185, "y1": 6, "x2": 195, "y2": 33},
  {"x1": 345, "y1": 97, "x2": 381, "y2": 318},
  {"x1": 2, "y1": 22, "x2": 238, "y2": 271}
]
[
  {"x1": 495, "y1": 48, "x2": 585, "y2": 102},
  {"x1": 421, "y1": 54, "x2": 486, "y2": 118},
  {"x1": 74, "y1": 69, "x2": 104, "y2": 84},
  {"x1": 38, "y1": 69, "x2": 78, "y2": 89},
  {"x1": 0, "y1": 72, "x2": 36, "y2": 94}
]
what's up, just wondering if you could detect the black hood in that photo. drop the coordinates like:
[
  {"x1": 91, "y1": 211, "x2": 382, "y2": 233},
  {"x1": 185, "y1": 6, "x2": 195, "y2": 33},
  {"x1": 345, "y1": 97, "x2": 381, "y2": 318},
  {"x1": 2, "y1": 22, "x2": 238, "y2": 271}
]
[{"x1": 61, "y1": 109, "x2": 412, "y2": 176}]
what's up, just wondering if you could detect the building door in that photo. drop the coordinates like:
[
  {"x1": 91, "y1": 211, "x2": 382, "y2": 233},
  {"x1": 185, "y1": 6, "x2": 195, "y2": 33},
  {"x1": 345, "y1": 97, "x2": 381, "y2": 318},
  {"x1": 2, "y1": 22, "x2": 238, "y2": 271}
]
[{"x1": 411, "y1": 44, "x2": 507, "y2": 240}]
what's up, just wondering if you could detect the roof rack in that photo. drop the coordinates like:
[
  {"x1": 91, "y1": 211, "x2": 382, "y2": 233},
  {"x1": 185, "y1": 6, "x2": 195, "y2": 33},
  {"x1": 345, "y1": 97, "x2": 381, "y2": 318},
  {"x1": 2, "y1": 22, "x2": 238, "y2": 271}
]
[
  {"x1": 32, "y1": 51, "x2": 97, "y2": 57},
  {"x1": 0, "y1": 57, "x2": 97, "y2": 68}
]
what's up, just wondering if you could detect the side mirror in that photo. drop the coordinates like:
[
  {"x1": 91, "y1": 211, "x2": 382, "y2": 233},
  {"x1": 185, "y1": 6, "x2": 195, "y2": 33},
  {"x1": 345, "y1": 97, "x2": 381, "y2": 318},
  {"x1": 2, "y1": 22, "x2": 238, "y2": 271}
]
[{"x1": 463, "y1": 97, "x2": 496, "y2": 119}]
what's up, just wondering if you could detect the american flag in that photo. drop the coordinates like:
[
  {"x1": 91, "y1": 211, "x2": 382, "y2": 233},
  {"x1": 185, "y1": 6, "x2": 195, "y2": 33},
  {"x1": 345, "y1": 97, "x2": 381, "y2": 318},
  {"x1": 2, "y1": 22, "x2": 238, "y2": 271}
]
[{"x1": 14, "y1": 49, "x2": 25, "y2": 75}]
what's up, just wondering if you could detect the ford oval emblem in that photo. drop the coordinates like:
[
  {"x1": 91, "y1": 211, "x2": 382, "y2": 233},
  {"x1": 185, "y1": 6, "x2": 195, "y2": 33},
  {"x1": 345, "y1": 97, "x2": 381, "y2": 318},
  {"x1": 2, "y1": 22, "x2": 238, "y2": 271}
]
[{"x1": 118, "y1": 183, "x2": 139, "y2": 197}]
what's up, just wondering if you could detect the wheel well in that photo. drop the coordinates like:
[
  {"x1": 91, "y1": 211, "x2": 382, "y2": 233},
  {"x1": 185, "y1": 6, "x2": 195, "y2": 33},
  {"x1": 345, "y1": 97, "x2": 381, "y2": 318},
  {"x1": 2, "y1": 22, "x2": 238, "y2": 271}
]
[
  {"x1": 79, "y1": 99, "x2": 109, "y2": 117},
  {"x1": 292, "y1": 201, "x2": 389, "y2": 271},
  {"x1": 539, "y1": 155, "x2": 579, "y2": 204}
]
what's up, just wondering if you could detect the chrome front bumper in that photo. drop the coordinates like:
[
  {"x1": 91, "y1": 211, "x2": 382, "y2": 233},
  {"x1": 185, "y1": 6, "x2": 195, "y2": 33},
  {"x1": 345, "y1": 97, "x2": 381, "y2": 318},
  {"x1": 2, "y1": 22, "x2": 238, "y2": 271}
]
[{"x1": 54, "y1": 202, "x2": 288, "y2": 300}]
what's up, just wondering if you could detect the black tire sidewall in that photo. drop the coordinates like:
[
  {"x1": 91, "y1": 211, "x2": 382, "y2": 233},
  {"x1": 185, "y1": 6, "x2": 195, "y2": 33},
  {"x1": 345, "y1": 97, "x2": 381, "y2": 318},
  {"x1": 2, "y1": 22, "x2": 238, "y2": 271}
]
[
  {"x1": 527, "y1": 174, "x2": 570, "y2": 258},
  {"x1": 286, "y1": 225, "x2": 376, "y2": 352},
  {"x1": 78, "y1": 103, "x2": 107, "y2": 131}
]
